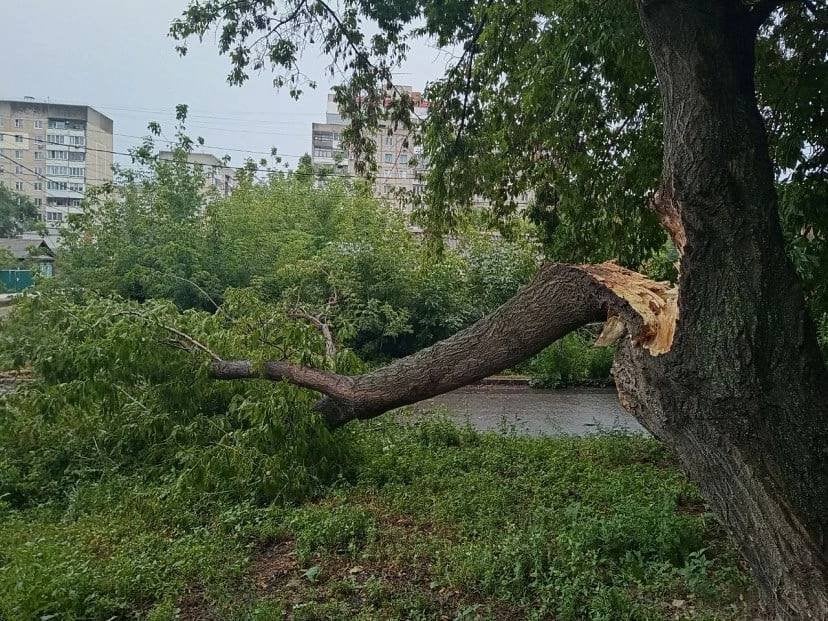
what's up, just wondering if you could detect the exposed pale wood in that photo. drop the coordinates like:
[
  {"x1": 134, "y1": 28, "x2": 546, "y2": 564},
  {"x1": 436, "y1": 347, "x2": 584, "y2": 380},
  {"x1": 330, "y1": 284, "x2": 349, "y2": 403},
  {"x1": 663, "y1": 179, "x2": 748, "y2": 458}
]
[{"x1": 582, "y1": 263, "x2": 678, "y2": 355}]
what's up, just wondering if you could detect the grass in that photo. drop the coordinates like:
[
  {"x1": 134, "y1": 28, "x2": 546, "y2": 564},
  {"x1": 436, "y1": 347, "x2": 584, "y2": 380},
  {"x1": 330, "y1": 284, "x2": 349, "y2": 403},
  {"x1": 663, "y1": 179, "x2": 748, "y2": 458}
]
[{"x1": 0, "y1": 416, "x2": 755, "y2": 620}]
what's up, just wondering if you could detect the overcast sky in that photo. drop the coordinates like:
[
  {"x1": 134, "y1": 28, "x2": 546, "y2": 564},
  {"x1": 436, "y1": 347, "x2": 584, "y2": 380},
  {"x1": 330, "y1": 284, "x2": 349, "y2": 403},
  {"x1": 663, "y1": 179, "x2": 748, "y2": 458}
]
[{"x1": 1, "y1": 0, "x2": 447, "y2": 170}]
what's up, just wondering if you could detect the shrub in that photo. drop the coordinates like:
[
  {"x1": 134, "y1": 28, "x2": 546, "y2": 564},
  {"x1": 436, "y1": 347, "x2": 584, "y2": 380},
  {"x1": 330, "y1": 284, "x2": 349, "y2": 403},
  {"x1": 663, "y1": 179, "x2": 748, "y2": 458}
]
[{"x1": 526, "y1": 330, "x2": 614, "y2": 388}]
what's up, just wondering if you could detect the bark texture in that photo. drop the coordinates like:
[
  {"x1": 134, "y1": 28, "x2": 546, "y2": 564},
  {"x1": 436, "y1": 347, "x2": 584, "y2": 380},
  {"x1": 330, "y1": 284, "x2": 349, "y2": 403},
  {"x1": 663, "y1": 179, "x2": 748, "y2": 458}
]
[{"x1": 619, "y1": 1, "x2": 828, "y2": 617}]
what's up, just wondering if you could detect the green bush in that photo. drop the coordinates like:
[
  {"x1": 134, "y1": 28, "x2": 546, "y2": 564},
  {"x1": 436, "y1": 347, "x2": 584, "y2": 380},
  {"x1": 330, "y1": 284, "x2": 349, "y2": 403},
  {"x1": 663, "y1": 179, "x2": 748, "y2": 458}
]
[
  {"x1": 56, "y1": 138, "x2": 545, "y2": 364},
  {"x1": 526, "y1": 330, "x2": 614, "y2": 388}
]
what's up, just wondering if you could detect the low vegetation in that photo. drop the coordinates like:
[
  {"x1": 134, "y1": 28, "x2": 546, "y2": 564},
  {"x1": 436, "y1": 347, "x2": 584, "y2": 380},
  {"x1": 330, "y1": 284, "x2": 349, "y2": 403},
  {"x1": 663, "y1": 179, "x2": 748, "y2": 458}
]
[
  {"x1": 524, "y1": 330, "x2": 615, "y2": 388},
  {"x1": 0, "y1": 409, "x2": 754, "y2": 620},
  {"x1": 0, "y1": 284, "x2": 754, "y2": 619}
]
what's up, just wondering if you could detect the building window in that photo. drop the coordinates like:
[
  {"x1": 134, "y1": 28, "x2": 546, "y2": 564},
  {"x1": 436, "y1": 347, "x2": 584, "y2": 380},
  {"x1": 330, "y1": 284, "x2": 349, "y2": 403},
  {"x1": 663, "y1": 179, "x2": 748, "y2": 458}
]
[
  {"x1": 399, "y1": 154, "x2": 408, "y2": 164},
  {"x1": 69, "y1": 167, "x2": 84, "y2": 177},
  {"x1": 14, "y1": 119, "x2": 22, "y2": 128},
  {"x1": 48, "y1": 119, "x2": 85, "y2": 131},
  {"x1": 385, "y1": 136, "x2": 393, "y2": 146},
  {"x1": 14, "y1": 150, "x2": 22, "y2": 158},
  {"x1": 47, "y1": 134, "x2": 65, "y2": 145},
  {"x1": 14, "y1": 181, "x2": 23, "y2": 190},
  {"x1": 47, "y1": 165, "x2": 68, "y2": 175},
  {"x1": 46, "y1": 211, "x2": 64, "y2": 222},
  {"x1": 34, "y1": 198, "x2": 42, "y2": 206},
  {"x1": 35, "y1": 167, "x2": 43, "y2": 174},
  {"x1": 48, "y1": 150, "x2": 68, "y2": 160},
  {"x1": 69, "y1": 135, "x2": 85, "y2": 146},
  {"x1": 34, "y1": 152, "x2": 42, "y2": 160},
  {"x1": 384, "y1": 153, "x2": 392, "y2": 163},
  {"x1": 68, "y1": 151, "x2": 85, "y2": 162},
  {"x1": 48, "y1": 181, "x2": 68, "y2": 191},
  {"x1": 34, "y1": 120, "x2": 43, "y2": 129},
  {"x1": 15, "y1": 166, "x2": 22, "y2": 174},
  {"x1": 14, "y1": 135, "x2": 23, "y2": 143},
  {"x1": 34, "y1": 182, "x2": 43, "y2": 190}
]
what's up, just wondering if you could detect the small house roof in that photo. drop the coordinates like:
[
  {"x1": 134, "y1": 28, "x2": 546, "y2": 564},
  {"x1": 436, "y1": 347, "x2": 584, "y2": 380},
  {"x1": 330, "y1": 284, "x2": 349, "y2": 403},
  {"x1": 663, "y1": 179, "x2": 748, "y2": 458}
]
[{"x1": 0, "y1": 238, "x2": 55, "y2": 261}]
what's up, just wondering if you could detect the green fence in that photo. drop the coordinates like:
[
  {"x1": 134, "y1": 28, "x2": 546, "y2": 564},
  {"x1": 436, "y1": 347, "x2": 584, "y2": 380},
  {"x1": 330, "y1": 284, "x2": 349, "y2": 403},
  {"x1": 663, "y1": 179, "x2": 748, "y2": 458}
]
[{"x1": 0, "y1": 269, "x2": 34, "y2": 293}]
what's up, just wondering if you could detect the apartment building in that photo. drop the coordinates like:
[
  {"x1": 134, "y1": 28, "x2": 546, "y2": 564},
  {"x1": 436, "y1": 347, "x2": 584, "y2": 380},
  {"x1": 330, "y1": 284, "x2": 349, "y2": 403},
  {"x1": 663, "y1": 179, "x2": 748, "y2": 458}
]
[
  {"x1": 311, "y1": 88, "x2": 530, "y2": 214},
  {"x1": 311, "y1": 87, "x2": 429, "y2": 208},
  {"x1": 157, "y1": 151, "x2": 238, "y2": 199},
  {"x1": 0, "y1": 98, "x2": 113, "y2": 229}
]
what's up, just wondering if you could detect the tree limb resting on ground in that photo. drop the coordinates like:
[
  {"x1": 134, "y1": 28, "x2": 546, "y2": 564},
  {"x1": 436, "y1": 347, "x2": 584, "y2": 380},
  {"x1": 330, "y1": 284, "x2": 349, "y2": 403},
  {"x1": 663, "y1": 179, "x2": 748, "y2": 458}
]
[{"x1": 210, "y1": 262, "x2": 678, "y2": 428}]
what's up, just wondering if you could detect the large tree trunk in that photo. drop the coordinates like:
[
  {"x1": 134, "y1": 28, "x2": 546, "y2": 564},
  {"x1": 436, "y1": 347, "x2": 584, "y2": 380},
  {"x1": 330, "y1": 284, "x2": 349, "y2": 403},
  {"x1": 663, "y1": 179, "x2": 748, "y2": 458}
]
[
  {"x1": 209, "y1": 1, "x2": 826, "y2": 616},
  {"x1": 619, "y1": 1, "x2": 828, "y2": 617}
]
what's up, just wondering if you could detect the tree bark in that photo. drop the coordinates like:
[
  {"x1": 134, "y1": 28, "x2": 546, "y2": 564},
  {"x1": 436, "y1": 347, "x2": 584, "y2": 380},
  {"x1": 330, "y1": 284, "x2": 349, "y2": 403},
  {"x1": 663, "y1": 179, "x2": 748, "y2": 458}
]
[
  {"x1": 210, "y1": 1, "x2": 827, "y2": 616},
  {"x1": 622, "y1": 1, "x2": 828, "y2": 617}
]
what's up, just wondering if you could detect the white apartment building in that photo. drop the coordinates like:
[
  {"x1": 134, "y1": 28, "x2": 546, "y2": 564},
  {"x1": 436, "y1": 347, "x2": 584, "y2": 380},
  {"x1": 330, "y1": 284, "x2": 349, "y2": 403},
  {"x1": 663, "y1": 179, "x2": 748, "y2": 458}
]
[
  {"x1": 0, "y1": 98, "x2": 113, "y2": 230},
  {"x1": 311, "y1": 88, "x2": 529, "y2": 214},
  {"x1": 311, "y1": 87, "x2": 429, "y2": 208},
  {"x1": 157, "y1": 151, "x2": 238, "y2": 199}
]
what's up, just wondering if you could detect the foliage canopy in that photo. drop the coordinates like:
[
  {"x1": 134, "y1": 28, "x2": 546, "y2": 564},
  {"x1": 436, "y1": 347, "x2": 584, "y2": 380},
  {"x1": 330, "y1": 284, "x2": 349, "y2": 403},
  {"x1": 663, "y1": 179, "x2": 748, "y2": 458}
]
[
  {"x1": 0, "y1": 183, "x2": 40, "y2": 238},
  {"x1": 170, "y1": 1, "x2": 825, "y2": 277}
]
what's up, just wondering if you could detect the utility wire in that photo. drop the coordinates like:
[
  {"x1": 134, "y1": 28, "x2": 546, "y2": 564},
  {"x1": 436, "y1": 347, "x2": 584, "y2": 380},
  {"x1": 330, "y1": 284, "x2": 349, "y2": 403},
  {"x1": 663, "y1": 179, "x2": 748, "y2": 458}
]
[
  {"x1": 0, "y1": 132, "x2": 427, "y2": 182},
  {"x1": 0, "y1": 152, "x2": 85, "y2": 197}
]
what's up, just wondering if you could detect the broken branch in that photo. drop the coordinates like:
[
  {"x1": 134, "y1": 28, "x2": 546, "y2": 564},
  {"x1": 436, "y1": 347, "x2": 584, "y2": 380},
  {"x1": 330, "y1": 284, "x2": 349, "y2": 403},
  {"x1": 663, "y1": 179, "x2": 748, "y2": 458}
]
[{"x1": 211, "y1": 261, "x2": 678, "y2": 428}]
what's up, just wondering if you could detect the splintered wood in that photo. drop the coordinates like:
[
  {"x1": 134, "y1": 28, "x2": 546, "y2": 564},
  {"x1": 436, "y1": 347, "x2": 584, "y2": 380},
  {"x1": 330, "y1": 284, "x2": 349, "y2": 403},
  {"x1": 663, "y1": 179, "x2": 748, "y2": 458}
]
[{"x1": 584, "y1": 262, "x2": 678, "y2": 356}]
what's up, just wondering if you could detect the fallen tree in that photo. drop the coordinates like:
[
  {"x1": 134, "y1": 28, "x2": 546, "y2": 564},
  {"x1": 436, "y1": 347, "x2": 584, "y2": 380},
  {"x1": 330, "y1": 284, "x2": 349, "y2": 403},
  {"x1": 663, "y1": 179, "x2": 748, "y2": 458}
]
[
  {"x1": 174, "y1": 0, "x2": 827, "y2": 617},
  {"x1": 210, "y1": 261, "x2": 677, "y2": 426}
]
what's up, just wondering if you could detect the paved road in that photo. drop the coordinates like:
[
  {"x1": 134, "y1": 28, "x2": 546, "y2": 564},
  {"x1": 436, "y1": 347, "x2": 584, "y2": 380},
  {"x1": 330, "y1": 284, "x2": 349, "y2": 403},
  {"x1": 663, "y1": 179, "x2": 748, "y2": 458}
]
[{"x1": 409, "y1": 385, "x2": 646, "y2": 436}]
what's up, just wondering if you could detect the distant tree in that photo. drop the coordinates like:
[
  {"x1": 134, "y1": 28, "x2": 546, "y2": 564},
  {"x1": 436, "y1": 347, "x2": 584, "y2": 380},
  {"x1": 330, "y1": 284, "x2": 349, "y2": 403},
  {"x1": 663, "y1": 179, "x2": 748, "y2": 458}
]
[
  {"x1": 0, "y1": 183, "x2": 40, "y2": 238},
  {"x1": 294, "y1": 153, "x2": 315, "y2": 184}
]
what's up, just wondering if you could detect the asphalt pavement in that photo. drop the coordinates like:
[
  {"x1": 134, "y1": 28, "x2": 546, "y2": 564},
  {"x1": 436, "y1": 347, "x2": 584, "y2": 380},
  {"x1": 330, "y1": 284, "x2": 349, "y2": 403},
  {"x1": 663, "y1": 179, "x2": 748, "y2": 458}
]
[{"x1": 409, "y1": 385, "x2": 646, "y2": 436}]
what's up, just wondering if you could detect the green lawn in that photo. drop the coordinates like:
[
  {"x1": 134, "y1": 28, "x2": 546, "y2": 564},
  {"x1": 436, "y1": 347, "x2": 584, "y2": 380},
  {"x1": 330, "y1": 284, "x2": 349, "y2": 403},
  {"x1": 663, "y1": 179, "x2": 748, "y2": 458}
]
[{"x1": 0, "y1": 416, "x2": 755, "y2": 620}]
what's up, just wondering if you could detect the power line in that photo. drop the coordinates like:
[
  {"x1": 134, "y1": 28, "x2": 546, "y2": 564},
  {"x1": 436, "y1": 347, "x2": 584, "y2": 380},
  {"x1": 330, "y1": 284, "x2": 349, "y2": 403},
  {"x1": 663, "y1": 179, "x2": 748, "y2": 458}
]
[
  {"x1": 6, "y1": 113, "x2": 421, "y2": 168},
  {"x1": 1, "y1": 169, "x2": 113, "y2": 184},
  {"x1": 94, "y1": 104, "x2": 323, "y2": 121},
  {"x1": 0, "y1": 152, "x2": 85, "y2": 197},
  {"x1": 0, "y1": 131, "x2": 427, "y2": 182}
]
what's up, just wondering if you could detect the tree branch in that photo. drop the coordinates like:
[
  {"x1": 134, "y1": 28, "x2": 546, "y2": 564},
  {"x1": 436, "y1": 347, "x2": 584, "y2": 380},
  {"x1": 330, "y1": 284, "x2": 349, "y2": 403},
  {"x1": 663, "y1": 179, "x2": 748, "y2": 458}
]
[
  {"x1": 118, "y1": 310, "x2": 223, "y2": 361},
  {"x1": 211, "y1": 262, "x2": 677, "y2": 428},
  {"x1": 161, "y1": 323, "x2": 223, "y2": 361},
  {"x1": 288, "y1": 307, "x2": 338, "y2": 361},
  {"x1": 166, "y1": 272, "x2": 228, "y2": 318}
]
